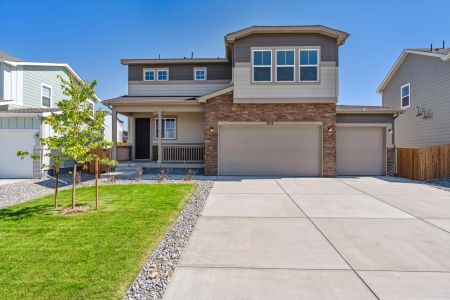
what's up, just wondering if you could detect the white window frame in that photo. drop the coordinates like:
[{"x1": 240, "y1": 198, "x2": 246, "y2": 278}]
[
  {"x1": 41, "y1": 83, "x2": 52, "y2": 108},
  {"x1": 157, "y1": 69, "x2": 169, "y2": 81},
  {"x1": 155, "y1": 117, "x2": 177, "y2": 140},
  {"x1": 401, "y1": 83, "x2": 411, "y2": 108},
  {"x1": 143, "y1": 69, "x2": 155, "y2": 81},
  {"x1": 275, "y1": 49, "x2": 295, "y2": 82},
  {"x1": 88, "y1": 100, "x2": 95, "y2": 116},
  {"x1": 194, "y1": 68, "x2": 207, "y2": 80},
  {"x1": 299, "y1": 48, "x2": 320, "y2": 82},
  {"x1": 252, "y1": 49, "x2": 272, "y2": 82}
]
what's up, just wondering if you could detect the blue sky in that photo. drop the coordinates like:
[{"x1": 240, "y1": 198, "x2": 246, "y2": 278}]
[{"x1": 1, "y1": 0, "x2": 449, "y2": 111}]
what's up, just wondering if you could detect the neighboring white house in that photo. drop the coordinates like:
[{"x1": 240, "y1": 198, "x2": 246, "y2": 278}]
[
  {"x1": 103, "y1": 112, "x2": 125, "y2": 143},
  {"x1": 0, "y1": 51, "x2": 99, "y2": 179}
]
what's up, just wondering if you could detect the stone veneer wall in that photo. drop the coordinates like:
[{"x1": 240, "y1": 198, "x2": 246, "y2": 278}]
[
  {"x1": 387, "y1": 147, "x2": 396, "y2": 176},
  {"x1": 204, "y1": 92, "x2": 336, "y2": 176}
]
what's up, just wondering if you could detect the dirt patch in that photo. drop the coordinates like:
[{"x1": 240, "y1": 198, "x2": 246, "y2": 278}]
[{"x1": 60, "y1": 205, "x2": 90, "y2": 215}]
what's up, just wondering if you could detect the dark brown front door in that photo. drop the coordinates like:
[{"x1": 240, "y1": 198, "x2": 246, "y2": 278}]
[{"x1": 135, "y1": 118, "x2": 150, "y2": 159}]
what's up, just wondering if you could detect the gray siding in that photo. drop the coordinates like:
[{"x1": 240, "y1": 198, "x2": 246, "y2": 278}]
[
  {"x1": 22, "y1": 66, "x2": 69, "y2": 108},
  {"x1": 233, "y1": 33, "x2": 338, "y2": 64},
  {"x1": 382, "y1": 54, "x2": 450, "y2": 147},
  {"x1": 336, "y1": 114, "x2": 394, "y2": 124},
  {"x1": 128, "y1": 63, "x2": 232, "y2": 81},
  {"x1": 0, "y1": 117, "x2": 40, "y2": 129}
]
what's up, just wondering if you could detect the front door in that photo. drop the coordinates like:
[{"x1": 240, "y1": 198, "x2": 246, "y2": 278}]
[{"x1": 135, "y1": 118, "x2": 150, "y2": 159}]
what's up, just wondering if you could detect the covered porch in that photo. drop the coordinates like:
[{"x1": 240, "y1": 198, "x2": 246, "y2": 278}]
[{"x1": 105, "y1": 97, "x2": 205, "y2": 166}]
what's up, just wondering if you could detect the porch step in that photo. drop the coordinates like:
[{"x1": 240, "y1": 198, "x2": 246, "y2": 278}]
[{"x1": 102, "y1": 166, "x2": 143, "y2": 180}]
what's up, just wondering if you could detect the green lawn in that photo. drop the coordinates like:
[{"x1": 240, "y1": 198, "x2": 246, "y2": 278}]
[{"x1": 0, "y1": 183, "x2": 195, "y2": 299}]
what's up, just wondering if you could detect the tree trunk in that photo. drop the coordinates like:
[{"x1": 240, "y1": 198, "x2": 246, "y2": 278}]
[
  {"x1": 95, "y1": 157, "x2": 99, "y2": 210},
  {"x1": 54, "y1": 165, "x2": 59, "y2": 208},
  {"x1": 71, "y1": 163, "x2": 77, "y2": 209}
]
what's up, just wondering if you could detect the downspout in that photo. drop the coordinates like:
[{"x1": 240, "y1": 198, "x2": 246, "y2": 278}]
[{"x1": 392, "y1": 113, "x2": 399, "y2": 175}]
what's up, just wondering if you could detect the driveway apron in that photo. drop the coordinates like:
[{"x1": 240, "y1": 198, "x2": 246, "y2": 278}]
[{"x1": 164, "y1": 176, "x2": 450, "y2": 300}]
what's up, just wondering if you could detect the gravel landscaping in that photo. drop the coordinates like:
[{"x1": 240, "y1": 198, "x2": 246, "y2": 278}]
[
  {"x1": 0, "y1": 172, "x2": 211, "y2": 209},
  {"x1": 124, "y1": 180, "x2": 213, "y2": 300},
  {"x1": 423, "y1": 177, "x2": 450, "y2": 192}
]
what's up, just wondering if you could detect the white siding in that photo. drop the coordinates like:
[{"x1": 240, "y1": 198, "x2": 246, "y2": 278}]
[
  {"x1": 382, "y1": 54, "x2": 450, "y2": 147},
  {"x1": 233, "y1": 64, "x2": 337, "y2": 102}
]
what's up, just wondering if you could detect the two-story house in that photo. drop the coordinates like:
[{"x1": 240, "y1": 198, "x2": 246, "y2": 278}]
[
  {"x1": 378, "y1": 47, "x2": 450, "y2": 147},
  {"x1": 0, "y1": 52, "x2": 99, "y2": 178},
  {"x1": 104, "y1": 25, "x2": 402, "y2": 177}
]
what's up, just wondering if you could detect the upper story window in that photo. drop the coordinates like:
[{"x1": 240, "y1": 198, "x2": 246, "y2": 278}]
[
  {"x1": 252, "y1": 50, "x2": 272, "y2": 82},
  {"x1": 41, "y1": 84, "x2": 52, "y2": 107},
  {"x1": 143, "y1": 69, "x2": 155, "y2": 81},
  {"x1": 155, "y1": 118, "x2": 176, "y2": 139},
  {"x1": 157, "y1": 70, "x2": 169, "y2": 81},
  {"x1": 194, "y1": 68, "x2": 207, "y2": 80},
  {"x1": 401, "y1": 83, "x2": 410, "y2": 108},
  {"x1": 299, "y1": 49, "x2": 319, "y2": 82},
  {"x1": 276, "y1": 50, "x2": 295, "y2": 82}
]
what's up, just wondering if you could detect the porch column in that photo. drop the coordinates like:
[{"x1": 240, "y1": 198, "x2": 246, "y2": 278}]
[
  {"x1": 128, "y1": 116, "x2": 135, "y2": 161},
  {"x1": 112, "y1": 109, "x2": 117, "y2": 160},
  {"x1": 157, "y1": 110, "x2": 162, "y2": 164}
]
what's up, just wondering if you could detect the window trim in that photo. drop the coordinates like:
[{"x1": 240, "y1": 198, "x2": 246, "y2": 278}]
[
  {"x1": 157, "y1": 69, "x2": 169, "y2": 81},
  {"x1": 194, "y1": 67, "x2": 207, "y2": 80},
  {"x1": 41, "y1": 83, "x2": 52, "y2": 108},
  {"x1": 401, "y1": 83, "x2": 411, "y2": 108},
  {"x1": 154, "y1": 117, "x2": 177, "y2": 140},
  {"x1": 143, "y1": 69, "x2": 155, "y2": 81},
  {"x1": 299, "y1": 48, "x2": 320, "y2": 83},
  {"x1": 252, "y1": 49, "x2": 272, "y2": 82},
  {"x1": 275, "y1": 49, "x2": 295, "y2": 82}
]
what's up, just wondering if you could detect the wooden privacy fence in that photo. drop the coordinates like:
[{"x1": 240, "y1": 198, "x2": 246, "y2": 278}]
[
  {"x1": 397, "y1": 144, "x2": 450, "y2": 180},
  {"x1": 87, "y1": 148, "x2": 111, "y2": 174}
]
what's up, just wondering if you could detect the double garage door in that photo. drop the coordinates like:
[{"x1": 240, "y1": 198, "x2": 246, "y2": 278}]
[
  {"x1": 0, "y1": 130, "x2": 37, "y2": 178},
  {"x1": 218, "y1": 123, "x2": 386, "y2": 176}
]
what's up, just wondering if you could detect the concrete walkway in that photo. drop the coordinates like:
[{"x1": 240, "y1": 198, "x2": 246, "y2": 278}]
[{"x1": 164, "y1": 177, "x2": 450, "y2": 300}]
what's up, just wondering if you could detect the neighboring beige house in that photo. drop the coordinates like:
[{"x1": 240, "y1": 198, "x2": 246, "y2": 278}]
[
  {"x1": 378, "y1": 47, "x2": 450, "y2": 147},
  {"x1": 0, "y1": 52, "x2": 99, "y2": 178},
  {"x1": 104, "y1": 25, "x2": 402, "y2": 176}
]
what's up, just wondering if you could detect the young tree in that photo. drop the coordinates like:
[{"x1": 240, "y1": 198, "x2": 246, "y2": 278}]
[
  {"x1": 52, "y1": 75, "x2": 115, "y2": 209},
  {"x1": 20, "y1": 75, "x2": 116, "y2": 210}
]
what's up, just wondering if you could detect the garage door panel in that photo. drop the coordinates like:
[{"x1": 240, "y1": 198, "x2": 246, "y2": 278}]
[
  {"x1": 0, "y1": 131, "x2": 37, "y2": 178},
  {"x1": 337, "y1": 127, "x2": 385, "y2": 176},
  {"x1": 219, "y1": 124, "x2": 321, "y2": 176}
]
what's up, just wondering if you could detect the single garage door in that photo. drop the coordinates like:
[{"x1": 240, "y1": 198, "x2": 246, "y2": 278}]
[
  {"x1": 0, "y1": 130, "x2": 37, "y2": 178},
  {"x1": 337, "y1": 126, "x2": 385, "y2": 176},
  {"x1": 218, "y1": 124, "x2": 322, "y2": 176}
]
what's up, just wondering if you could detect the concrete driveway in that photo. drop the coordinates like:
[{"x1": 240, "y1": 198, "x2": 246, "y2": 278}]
[{"x1": 164, "y1": 177, "x2": 450, "y2": 300}]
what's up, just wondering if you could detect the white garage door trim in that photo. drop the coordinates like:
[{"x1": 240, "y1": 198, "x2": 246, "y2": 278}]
[
  {"x1": 217, "y1": 121, "x2": 323, "y2": 176},
  {"x1": 0, "y1": 129, "x2": 39, "y2": 179},
  {"x1": 336, "y1": 123, "x2": 388, "y2": 176}
]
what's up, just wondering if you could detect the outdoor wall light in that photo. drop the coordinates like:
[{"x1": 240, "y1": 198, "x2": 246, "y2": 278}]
[
  {"x1": 388, "y1": 129, "x2": 393, "y2": 134},
  {"x1": 328, "y1": 126, "x2": 333, "y2": 132},
  {"x1": 34, "y1": 133, "x2": 40, "y2": 138},
  {"x1": 209, "y1": 127, "x2": 215, "y2": 132}
]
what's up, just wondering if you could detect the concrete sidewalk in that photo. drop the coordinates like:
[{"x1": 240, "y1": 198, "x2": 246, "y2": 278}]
[{"x1": 164, "y1": 177, "x2": 450, "y2": 300}]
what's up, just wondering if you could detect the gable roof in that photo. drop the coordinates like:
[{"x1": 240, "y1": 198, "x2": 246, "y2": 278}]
[
  {"x1": 0, "y1": 56, "x2": 101, "y2": 102},
  {"x1": 377, "y1": 48, "x2": 450, "y2": 93},
  {"x1": 0, "y1": 51, "x2": 23, "y2": 62},
  {"x1": 225, "y1": 25, "x2": 349, "y2": 46}
]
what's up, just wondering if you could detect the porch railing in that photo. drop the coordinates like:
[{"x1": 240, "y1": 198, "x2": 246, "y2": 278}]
[{"x1": 153, "y1": 144, "x2": 205, "y2": 163}]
